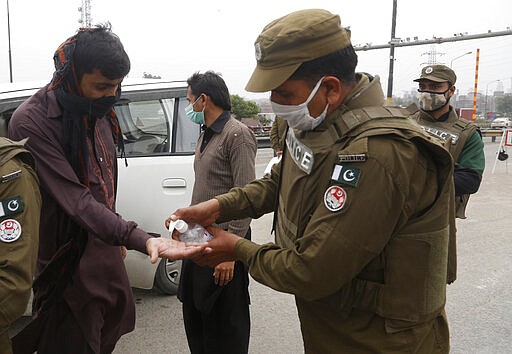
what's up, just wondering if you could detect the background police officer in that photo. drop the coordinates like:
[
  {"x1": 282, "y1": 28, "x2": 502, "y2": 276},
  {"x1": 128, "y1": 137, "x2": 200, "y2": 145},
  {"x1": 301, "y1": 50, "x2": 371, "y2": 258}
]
[
  {"x1": 0, "y1": 137, "x2": 40, "y2": 354},
  {"x1": 167, "y1": 9, "x2": 455, "y2": 353},
  {"x1": 269, "y1": 116, "x2": 287, "y2": 157},
  {"x1": 410, "y1": 64, "x2": 485, "y2": 219}
]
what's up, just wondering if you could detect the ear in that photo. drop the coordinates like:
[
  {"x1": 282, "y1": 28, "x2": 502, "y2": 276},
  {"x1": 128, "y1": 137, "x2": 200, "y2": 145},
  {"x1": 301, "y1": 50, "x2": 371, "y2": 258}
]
[
  {"x1": 322, "y1": 76, "x2": 344, "y2": 106},
  {"x1": 448, "y1": 85, "x2": 456, "y2": 97}
]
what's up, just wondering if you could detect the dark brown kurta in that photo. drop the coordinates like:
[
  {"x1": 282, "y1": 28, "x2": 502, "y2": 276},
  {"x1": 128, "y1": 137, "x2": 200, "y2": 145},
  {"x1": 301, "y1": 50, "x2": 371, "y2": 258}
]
[{"x1": 8, "y1": 85, "x2": 151, "y2": 352}]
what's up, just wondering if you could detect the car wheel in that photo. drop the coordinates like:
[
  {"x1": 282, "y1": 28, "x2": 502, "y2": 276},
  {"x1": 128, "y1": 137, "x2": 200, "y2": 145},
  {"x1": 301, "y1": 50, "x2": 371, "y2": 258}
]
[{"x1": 153, "y1": 258, "x2": 182, "y2": 295}]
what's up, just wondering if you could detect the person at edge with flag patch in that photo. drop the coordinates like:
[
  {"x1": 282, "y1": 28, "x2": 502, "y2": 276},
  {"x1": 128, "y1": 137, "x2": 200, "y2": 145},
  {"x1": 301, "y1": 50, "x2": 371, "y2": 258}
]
[
  {"x1": 8, "y1": 24, "x2": 203, "y2": 354},
  {"x1": 167, "y1": 9, "x2": 456, "y2": 353},
  {"x1": 0, "y1": 138, "x2": 41, "y2": 354},
  {"x1": 408, "y1": 64, "x2": 485, "y2": 221}
]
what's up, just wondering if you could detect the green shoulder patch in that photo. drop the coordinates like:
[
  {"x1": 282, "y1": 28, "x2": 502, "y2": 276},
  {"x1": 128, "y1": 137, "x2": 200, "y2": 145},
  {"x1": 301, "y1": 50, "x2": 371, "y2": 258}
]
[
  {"x1": 0, "y1": 196, "x2": 24, "y2": 218},
  {"x1": 331, "y1": 164, "x2": 361, "y2": 187}
]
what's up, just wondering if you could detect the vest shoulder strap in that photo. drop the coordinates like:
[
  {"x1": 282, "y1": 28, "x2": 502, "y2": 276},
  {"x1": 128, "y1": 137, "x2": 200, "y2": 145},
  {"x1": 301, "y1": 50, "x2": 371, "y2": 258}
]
[
  {"x1": 333, "y1": 105, "x2": 410, "y2": 138},
  {"x1": 452, "y1": 118, "x2": 477, "y2": 134},
  {"x1": 450, "y1": 119, "x2": 478, "y2": 162}
]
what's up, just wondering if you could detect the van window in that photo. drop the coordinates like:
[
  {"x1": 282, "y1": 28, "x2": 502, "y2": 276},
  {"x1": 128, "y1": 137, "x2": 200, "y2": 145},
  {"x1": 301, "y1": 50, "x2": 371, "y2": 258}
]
[
  {"x1": 174, "y1": 97, "x2": 199, "y2": 153},
  {"x1": 115, "y1": 98, "x2": 199, "y2": 156}
]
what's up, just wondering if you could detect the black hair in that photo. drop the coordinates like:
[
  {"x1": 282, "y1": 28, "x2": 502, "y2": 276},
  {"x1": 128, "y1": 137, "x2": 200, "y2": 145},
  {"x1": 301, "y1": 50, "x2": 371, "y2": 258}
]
[
  {"x1": 289, "y1": 45, "x2": 358, "y2": 87},
  {"x1": 74, "y1": 23, "x2": 131, "y2": 82},
  {"x1": 187, "y1": 71, "x2": 231, "y2": 111}
]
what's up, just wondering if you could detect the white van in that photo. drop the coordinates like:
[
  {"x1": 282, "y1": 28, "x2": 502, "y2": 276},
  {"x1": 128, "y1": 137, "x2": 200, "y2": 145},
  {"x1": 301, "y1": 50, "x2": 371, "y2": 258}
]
[{"x1": 0, "y1": 79, "x2": 200, "y2": 295}]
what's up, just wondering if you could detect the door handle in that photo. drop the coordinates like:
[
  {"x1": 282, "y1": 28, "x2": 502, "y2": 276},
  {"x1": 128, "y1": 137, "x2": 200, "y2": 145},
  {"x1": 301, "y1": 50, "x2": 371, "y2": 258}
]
[{"x1": 162, "y1": 178, "x2": 186, "y2": 188}]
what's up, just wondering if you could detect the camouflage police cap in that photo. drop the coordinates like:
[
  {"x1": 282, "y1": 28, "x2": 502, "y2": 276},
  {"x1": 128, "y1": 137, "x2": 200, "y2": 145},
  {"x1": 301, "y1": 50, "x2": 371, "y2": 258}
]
[
  {"x1": 245, "y1": 9, "x2": 352, "y2": 92},
  {"x1": 414, "y1": 64, "x2": 457, "y2": 85}
]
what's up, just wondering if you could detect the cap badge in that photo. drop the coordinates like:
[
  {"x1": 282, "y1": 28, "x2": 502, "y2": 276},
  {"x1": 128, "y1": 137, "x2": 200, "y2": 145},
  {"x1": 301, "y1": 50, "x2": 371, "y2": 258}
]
[
  {"x1": 425, "y1": 67, "x2": 433, "y2": 74},
  {"x1": 324, "y1": 185, "x2": 347, "y2": 212},
  {"x1": 255, "y1": 42, "x2": 262, "y2": 61}
]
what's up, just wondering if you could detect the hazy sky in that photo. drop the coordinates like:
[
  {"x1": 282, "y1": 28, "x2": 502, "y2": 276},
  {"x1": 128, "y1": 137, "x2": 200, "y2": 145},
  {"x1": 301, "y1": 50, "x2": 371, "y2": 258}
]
[{"x1": 1, "y1": 0, "x2": 511, "y2": 99}]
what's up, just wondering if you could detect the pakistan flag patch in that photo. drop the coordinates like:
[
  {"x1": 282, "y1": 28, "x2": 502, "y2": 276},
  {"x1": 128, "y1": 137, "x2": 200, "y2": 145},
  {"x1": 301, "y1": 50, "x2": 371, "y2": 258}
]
[{"x1": 331, "y1": 164, "x2": 361, "y2": 187}]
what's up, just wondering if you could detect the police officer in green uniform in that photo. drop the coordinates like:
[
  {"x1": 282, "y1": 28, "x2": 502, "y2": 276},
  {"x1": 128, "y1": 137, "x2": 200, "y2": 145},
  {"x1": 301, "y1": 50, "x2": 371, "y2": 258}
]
[
  {"x1": 168, "y1": 9, "x2": 455, "y2": 353},
  {"x1": 410, "y1": 64, "x2": 485, "y2": 219},
  {"x1": 0, "y1": 137, "x2": 41, "y2": 354},
  {"x1": 269, "y1": 116, "x2": 287, "y2": 157}
]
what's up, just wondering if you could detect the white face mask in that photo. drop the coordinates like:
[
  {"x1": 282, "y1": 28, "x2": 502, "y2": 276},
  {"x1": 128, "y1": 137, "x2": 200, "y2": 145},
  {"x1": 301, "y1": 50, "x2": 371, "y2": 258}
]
[
  {"x1": 417, "y1": 90, "x2": 449, "y2": 111},
  {"x1": 271, "y1": 77, "x2": 329, "y2": 131}
]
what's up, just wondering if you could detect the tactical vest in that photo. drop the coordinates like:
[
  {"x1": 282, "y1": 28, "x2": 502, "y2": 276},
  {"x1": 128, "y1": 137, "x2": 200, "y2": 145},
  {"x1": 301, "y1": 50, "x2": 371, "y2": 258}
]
[
  {"x1": 276, "y1": 106, "x2": 455, "y2": 331},
  {"x1": 411, "y1": 109, "x2": 479, "y2": 218},
  {"x1": 0, "y1": 138, "x2": 35, "y2": 170}
]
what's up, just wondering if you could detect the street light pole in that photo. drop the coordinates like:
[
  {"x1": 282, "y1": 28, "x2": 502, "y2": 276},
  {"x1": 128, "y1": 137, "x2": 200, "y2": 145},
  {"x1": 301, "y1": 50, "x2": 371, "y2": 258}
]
[
  {"x1": 386, "y1": 0, "x2": 398, "y2": 101},
  {"x1": 7, "y1": 0, "x2": 13, "y2": 82},
  {"x1": 450, "y1": 51, "x2": 472, "y2": 68}
]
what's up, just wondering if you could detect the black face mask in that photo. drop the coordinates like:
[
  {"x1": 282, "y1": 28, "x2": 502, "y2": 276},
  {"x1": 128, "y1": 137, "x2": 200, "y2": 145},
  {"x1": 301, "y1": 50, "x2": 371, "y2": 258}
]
[{"x1": 55, "y1": 87, "x2": 121, "y2": 119}]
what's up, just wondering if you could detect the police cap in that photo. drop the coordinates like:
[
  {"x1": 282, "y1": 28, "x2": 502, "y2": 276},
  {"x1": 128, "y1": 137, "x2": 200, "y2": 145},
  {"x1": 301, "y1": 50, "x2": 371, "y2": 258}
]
[
  {"x1": 414, "y1": 64, "x2": 457, "y2": 85},
  {"x1": 245, "y1": 9, "x2": 352, "y2": 92}
]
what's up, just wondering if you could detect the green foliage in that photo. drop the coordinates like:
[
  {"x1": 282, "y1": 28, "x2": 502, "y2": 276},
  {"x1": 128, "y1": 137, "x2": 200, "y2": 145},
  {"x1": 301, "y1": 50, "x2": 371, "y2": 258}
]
[
  {"x1": 258, "y1": 116, "x2": 271, "y2": 126},
  {"x1": 230, "y1": 94, "x2": 260, "y2": 119},
  {"x1": 496, "y1": 96, "x2": 512, "y2": 116}
]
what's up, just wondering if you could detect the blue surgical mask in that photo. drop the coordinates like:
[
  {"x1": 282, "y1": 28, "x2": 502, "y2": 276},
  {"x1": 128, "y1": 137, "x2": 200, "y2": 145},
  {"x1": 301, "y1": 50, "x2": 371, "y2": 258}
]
[{"x1": 185, "y1": 95, "x2": 205, "y2": 124}]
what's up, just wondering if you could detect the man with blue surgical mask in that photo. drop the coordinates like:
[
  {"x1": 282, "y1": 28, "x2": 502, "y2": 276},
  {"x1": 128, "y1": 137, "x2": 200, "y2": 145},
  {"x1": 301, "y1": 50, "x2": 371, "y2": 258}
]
[
  {"x1": 410, "y1": 64, "x2": 485, "y2": 220},
  {"x1": 168, "y1": 9, "x2": 456, "y2": 353},
  {"x1": 179, "y1": 71, "x2": 256, "y2": 353}
]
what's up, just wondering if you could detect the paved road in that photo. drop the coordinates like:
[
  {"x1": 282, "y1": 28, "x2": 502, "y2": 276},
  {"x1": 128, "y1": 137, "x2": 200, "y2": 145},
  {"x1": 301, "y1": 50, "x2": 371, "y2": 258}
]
[
  {"x1": 444, "y1": 138, "x2": 512, "y2": 354},
  {"x1": 12, "y1": 140, "x2": 512, "y2": 353}
]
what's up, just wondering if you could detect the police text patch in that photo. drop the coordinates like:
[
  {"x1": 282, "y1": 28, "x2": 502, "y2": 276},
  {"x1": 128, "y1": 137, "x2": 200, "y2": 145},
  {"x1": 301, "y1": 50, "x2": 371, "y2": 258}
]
[
  {"x1": 420, "y1": 125, "x2": 459, "y2": 144},
  {"x1": 285, "y1": 128, "x2": 314, "y2": 174},
  {"x1": 331, "y1": 164, "x2": 361, "y2": 187}
]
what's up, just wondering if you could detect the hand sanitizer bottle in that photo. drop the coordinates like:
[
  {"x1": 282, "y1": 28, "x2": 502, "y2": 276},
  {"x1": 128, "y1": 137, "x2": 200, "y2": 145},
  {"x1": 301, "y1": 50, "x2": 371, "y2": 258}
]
[{"x1": 173, "y1": 220, "x2": 213, "y2": 243}]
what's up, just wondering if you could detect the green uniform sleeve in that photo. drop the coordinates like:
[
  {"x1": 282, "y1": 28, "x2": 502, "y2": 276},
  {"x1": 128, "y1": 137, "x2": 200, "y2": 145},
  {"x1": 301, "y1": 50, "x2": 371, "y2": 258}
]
[
  {"x1": 216, "y1": 160, "x2": 280, "y2": 223},
  {"x1": 234, "y1": 137, "x2": 440, "y2": 301},
  {"x1": 0, "y1": 160, "x2": 41, "y2": 328},
  {"x1": 457, "y1": 131, "x2": 485, "y2": 176}
]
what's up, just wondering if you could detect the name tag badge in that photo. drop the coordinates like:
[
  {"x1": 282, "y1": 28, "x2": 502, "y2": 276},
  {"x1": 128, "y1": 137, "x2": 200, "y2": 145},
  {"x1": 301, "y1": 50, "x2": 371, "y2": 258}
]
[
  {"x1": 1, "y1": 169, "x2": 22, "y2": 183},
  {"x1": 337, "y1": 153, "x2": 367, "y2": 163}
]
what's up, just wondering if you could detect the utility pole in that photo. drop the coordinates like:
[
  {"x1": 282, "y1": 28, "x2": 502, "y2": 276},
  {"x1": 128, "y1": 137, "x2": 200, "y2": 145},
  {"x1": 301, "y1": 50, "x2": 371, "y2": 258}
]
[
  {"x1": 386, "y1": 0, "x2": 397, "y2": 100},
  {"x1": 7, "y1": 0, "x2": 13, "y2": 82}
]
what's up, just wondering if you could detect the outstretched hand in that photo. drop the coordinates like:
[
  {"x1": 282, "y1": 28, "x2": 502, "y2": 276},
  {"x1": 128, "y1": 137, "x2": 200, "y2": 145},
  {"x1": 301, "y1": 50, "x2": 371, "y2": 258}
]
[
  {"x1": 146, "y1": 237, "x2": 206, "y2": 264},
  {"x1": 192, "y1": 226, "x2": 241, "y2": 267},
  {"x1": 165, "y1": 199, "x2": 221, "y2": 230}
]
